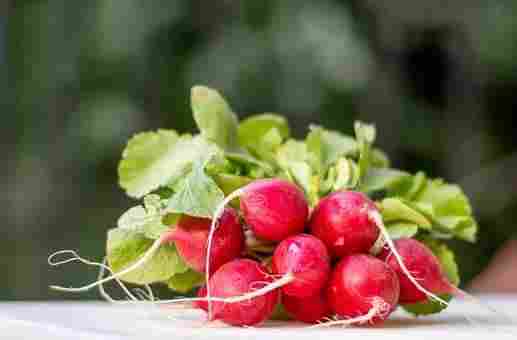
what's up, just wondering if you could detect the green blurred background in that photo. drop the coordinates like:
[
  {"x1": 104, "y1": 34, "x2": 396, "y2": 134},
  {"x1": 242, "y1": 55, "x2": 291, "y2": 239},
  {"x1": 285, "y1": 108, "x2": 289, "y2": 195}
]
[{"x1": 3, "y1": 1, "x2": 517, "y2": 300}]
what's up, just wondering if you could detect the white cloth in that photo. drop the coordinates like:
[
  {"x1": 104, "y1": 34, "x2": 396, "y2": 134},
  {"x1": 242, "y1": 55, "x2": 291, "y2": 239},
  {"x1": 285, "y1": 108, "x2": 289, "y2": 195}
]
[{"x1": 1, "y1": 295, "x2": 516, "y2": 339}]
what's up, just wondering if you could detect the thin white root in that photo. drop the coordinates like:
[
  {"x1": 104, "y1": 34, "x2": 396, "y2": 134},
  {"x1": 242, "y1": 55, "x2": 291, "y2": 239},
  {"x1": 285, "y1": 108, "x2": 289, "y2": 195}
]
[
  {"x1": 48, "y1": 250, "x2": 139, "y2": 302},
  {"x1": 221, "y1": 273, "x2": 293, "y2": 303},
  {"x1": 369, "y1": 210, "x2": 450, "y2": 307},
  {"x1": 205, "y1": 188, "x2": 246, "y2": 319},
  {"x1": 152, "y1": 274, "x2": 294, "y2": 306},
  {"x1": 48, "y1": 233, "x2": 166, "y2": 293},
  {"x1": 309, "y1": 298, "x2": 389, "y2": 328},
  {"x1": 97, "y1": 257, "x2": 138, "y2": 302}
]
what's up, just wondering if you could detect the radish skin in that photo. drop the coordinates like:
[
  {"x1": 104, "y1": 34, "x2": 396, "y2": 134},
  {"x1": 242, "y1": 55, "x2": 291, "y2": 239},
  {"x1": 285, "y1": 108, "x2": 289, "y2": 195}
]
[
  {"x1": 205, "y1": 259, "x2": 279, "y2": 326},
  {"x1": 326, "y1": 254, "x2": 400, "y2": 325},
  {"x1": 378, "y1": 238, "x2": 454, "y2": 304},
  {"x1": 272, "y1": 234, "x2": 331, "y2": 298},
  {"x1": 240, "y1": 179, "x2": 308, "y2": 242},
  {"x1": 309, "y1": 191, "x2": 380, "y2": 257},
  {"x1": 283, "y1": 293, "x2": 330, "y2": 324}
]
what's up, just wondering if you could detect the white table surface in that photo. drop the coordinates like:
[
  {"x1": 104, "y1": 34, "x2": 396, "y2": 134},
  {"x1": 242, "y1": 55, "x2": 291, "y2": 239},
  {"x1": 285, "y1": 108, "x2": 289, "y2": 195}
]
[{"x1": 1, "y1": 296, "x2": 516, "y2": 339}]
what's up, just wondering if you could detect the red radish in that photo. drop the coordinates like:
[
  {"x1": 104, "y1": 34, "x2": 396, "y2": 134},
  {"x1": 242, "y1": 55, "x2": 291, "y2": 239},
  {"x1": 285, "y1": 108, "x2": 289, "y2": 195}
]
[
  {"x1": 326, "y1": 254, "x2": 399, "y2": 325},
  {"x1": 240, "y1": 179, "x2": 308, "y2": 242},
  {"x1": 207, "y1": 259, "x2": 279, "y2": 326},
  {"x1": 309, "y1": 191, "x2": 380, "y2": 257},
  {"x1": 283, "y1": 293, "x2": 330, "y2": 323},
  {"x1": 167, "y1": 208, "x2": 244, "y2": 274},
  {"x1": 271, "y1": 234, "x2": 331, "y2": 298},
  {"x1": 379, "y1": 238, "x2": 453, "y2": 304}
]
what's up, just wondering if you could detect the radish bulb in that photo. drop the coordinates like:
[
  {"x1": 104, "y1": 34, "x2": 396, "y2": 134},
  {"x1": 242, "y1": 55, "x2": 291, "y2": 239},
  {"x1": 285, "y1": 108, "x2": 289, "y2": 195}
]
[
  {"x1": 271, "y1": 234, "x2": 331, "y2": 298},
  {"x1": 325, "y1": 254, "x2": 400, "y2": 326},
  {"x1": 206, "y1": 259, "x2": 279, "y2": 326},
  {"x1": 309, "y1": 191, "x2": 380, "y2": 257},
  {"x1": 240, "y1": 179, "x2": 309, "y2": 242},
  {"x1": 378, "y1": 238, "x2": 454, "y2": 304}
]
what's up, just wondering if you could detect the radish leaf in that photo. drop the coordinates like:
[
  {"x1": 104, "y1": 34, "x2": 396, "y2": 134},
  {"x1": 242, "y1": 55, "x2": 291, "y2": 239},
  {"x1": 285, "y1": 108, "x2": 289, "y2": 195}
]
[
  {"x1": 118, "y1": 132, "x2": 220, "y2": 198},
  {"x1": 191, "y1": 86, "x2": 239, "y2": 151},
  {"x1": 167, "y1": 160, "x2": 225, "y2": 218},
  {"x1": 238, "y1": 113, "x2": 289, "y2": 162},
  {"x1": 167, "y1": 269, "x2": 204, "y2": 293},
  {"x1": 106, "y1": 228, "x2": 188, "y2": 285},
  {"x1": 117, "y1": 194, "x2": 173, "y2": 239}
]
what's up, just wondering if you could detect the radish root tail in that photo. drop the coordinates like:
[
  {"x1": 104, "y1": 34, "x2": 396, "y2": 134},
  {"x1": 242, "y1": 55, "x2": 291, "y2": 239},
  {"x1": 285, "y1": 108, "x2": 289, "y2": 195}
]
[
  {"x1": 48, "y1": 233, "x2": 166, "y2": 293},
  {"x1": 309, "y1": 298, "x2": 390, "y2": 328},
  {"x1": 369, "y1": 210, "x2": 450, "y2": 307}
]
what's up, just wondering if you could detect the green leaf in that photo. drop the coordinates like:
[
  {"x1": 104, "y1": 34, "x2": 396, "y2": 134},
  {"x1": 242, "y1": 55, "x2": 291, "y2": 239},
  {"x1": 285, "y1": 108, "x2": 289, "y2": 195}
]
[
  {"x1": 413, "y1": 179, "x2": 478, "y2": 242},
  {"x1": 106, "y1": 228, "x2": 188, "y2": 285},
  {"x1": 403, "y1": 294, "x2": 453, "y2": 316},
  {"x1": 403, "y1": 172, "x2": 427, "y2": 200},
  {"x1": 212, "y1": 173, "x2": 253, "y2": 196},
  {"x1": 191, "y1": 86, "x2": 239, "y2": 150},
  {"x1": 380, "y1": 198, "x2": 431, "y2": 228},
  {"x1": 226, "y1": 152, "x2": 275, "y2": 177},
  {"x1": 402, "y1": 239, "x2": 459, "y2": 316},
  {"x1": 118, "y1": 132, "x2": 220, "y2": 198},
  {"x1": 276, "y1": 139, "x2": 311, "y2": 167},
  {"x1": 435, "y1": 216, "x2": 478, "y2": 243},
  {"x1": 386, "y1": 222, "x2": 419, "y2": 239},
  {"x1": 354, "y1": 121, "x2": 376, "y2": 181},
  {"x1": 417, "y1": 179, "x2": 472, "y2": 217},
  {"x1": 359, "y1": 168, "x2": 411, "y2": 194},
  {"x1": 306, "y1": 125, "x2": 357, "y2": 174},
  {"x1": 276, "y1": 139, "x2": 315, "y2": 201},
  {"x1": 238, "y1": 113, "x2": 289, "y2": 161},
  {"x1": 332, "y1": 158, "x2": 359, "y2": 191},
  {"x1": 167, "y1": 160, "x2": 225, "y2": 218},
  {"x1": 117, "y1": 194, "x2": 172, "y2": 239},
  {"x1": 288, "y1": 161, "x2": 313, "y2": 200},
  {"x1": 167, "y1": 269, "x2": 204, "y2": 293}
]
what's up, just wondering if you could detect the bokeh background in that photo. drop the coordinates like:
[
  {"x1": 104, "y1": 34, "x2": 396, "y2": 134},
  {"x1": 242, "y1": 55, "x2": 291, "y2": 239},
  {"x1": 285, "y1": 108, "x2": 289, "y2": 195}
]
[{"x1": 3, "y1": 1, "x2": 517, "y2": 300}]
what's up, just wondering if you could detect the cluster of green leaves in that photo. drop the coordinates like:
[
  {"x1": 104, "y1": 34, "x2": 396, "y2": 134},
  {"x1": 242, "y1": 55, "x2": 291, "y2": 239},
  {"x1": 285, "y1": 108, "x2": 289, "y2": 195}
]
[
  {"x1": 106, "y1": 85, "x2": 478, "y2": 308},
  {"x1": 361, "y1": 169, "x2": 478, "y2": 243}
]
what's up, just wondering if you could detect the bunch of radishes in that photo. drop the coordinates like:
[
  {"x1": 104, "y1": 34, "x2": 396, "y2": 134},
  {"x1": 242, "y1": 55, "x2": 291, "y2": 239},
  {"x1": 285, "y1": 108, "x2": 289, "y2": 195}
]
[
  {"x1": 168, "y1": 179, "x2": 457, "y2": 326},
  {"x1": 49, "y1": 85, "x2": 479, "y2": 328}
]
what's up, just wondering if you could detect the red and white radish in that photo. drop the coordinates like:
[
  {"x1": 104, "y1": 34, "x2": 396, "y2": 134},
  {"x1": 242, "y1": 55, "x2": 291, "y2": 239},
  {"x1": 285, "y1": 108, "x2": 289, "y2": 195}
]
[
  {"x1": 309, "y1": 191, "x2": 380, "y2": 257},
  {"x1": 205, "y1": 259, "x2": 279, "y2": 326},
  {"x1": 240, "y1": 179, "x2": 308, "y2": 242},
  {"x1": 378, "y1": 238, "x2": 455, "y2": 304},
  {"x1": 283, "y1": 292, "x2": 330, "y2": 324},
  {"x1": 324, "y1": 254, "x2": 400, "y2": 326},
  {"x1": 271, "y1": 234, "x2": 331, "y2": 298},
  {"x1": 167, "y1": 207, "x2": 244, "y2": 274}
]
